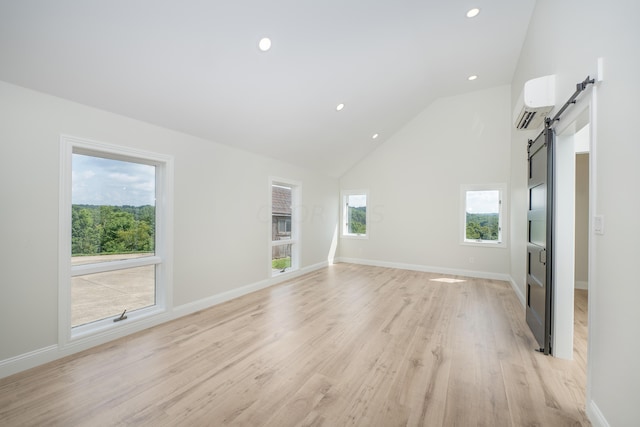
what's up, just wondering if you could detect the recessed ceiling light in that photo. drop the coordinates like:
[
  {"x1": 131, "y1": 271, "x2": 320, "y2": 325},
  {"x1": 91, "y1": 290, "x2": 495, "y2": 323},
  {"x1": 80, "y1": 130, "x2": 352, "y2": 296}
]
[
  {"x1": 372, "y1": 133, "x2": 379, "y2": 139},
  {"x1": 258, "y1": 37, "x2": 271, "y2": 52},
  {"x1": 336, "y1": 103, "x2": 345, "y2": 111},
  {"x1": 466, "y1": 8, "x2": 480, "y2": 18},
  {"x1": 468, "y1": 75, "x2": 478, "y2": 81}
]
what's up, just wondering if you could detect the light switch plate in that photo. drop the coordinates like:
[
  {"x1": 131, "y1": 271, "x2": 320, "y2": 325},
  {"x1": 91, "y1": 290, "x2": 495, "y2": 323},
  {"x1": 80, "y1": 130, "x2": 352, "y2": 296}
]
[{"x1": 594, "y1": 215, "x2": 604, "y2": 235}]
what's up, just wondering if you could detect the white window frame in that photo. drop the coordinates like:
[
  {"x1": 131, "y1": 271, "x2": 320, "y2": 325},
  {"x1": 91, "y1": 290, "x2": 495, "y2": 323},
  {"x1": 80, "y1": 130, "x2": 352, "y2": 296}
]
[
  {"x1": 59, "y1": 135, "x2": 173, "y2": 345},
  {"x1": 269, "y1": 177, "x2": 301, "y2": 277},
  {"x1": 341, "y1": 190, "x2": 369, "y2": 239},
  {"x1": 460, "y1": 183, "x2": 507, "y2": 248}
]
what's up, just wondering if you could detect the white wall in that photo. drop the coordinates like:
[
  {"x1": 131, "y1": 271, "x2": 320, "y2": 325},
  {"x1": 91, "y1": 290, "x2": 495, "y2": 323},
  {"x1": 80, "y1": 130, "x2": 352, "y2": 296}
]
[
  {"x1": 0, "y1": 81, "x2": 338, "y2": 364},
  {"x1": 510, "y1": 0, "x2": 640, "y2": 424},
  {"x1": 339, "y1": 85, "x2": 511, "y2": 278}
]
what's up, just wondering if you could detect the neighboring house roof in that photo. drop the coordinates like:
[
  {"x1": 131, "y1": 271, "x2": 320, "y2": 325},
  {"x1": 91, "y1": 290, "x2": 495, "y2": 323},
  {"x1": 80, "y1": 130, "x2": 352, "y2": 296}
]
[{"x1": 272, "y1": 186, "x2": 291, "y2": 216}]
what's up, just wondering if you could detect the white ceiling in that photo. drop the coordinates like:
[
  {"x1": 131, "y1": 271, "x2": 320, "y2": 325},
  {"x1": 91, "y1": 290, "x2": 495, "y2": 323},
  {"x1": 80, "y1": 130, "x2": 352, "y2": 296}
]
[{"x1": 0, "y1": 0, "x2": 536, "y2": 177}]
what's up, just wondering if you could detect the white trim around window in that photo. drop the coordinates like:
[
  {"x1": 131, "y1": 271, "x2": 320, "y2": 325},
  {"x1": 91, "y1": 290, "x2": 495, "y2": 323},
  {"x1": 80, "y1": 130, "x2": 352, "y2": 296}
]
[
  {"x1": 340, "y1": 190, "x2": 369, "y2": 239},
  {"x1": 460, "y1": 183, "x2": 507, "y2": 248},
  {"x1": 59, "y1": 135, "x2": 174, "y2": 345},
  {"x1": 269, "y1": 177, "x2": 301, "y2": 277}
]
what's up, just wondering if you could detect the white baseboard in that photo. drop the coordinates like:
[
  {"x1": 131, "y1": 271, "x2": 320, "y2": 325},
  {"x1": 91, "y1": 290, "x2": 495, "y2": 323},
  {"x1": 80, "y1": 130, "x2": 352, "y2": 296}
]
[
  {"x1": 172, "y1": 260, "x2": 328, "y2": 318},
  {"x1": 586, "y1": 399, "x2": 610, "y2": 427},
  {"x1": 0, "y1": 261, "x2": 328, "y2": 380},
  {"x1": 335, "y1": 257, "x2": 511, "y2": 282},
  {"x1": 336, "y1": 257, "x2": 526, "y2": 308},
  {"x1": 509, "y1": 277, "x2": 526, "y2": 307},
  {"x1": 0, "y1": 345, "x2": 59, "y2": 379}
]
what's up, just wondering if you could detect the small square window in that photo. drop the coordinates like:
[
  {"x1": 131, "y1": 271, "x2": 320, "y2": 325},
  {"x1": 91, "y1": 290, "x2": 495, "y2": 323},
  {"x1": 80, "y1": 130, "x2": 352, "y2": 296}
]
[
  {"x1": 277, "y1": 218, "x2": 291, "y2": 234},
  {"x1": 461, "y1": 185, "x2": 506, "y2": 247}
]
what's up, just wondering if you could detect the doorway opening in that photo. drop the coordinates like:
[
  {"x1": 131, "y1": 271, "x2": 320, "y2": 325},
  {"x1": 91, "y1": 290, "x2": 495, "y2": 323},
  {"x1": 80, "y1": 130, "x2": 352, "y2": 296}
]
[
  {"x1": 554, "y1": 107, "x2": 590, "y2": 373},
  {"x1": 573, "y1": 146, "x2": 589, "y2": 368}
]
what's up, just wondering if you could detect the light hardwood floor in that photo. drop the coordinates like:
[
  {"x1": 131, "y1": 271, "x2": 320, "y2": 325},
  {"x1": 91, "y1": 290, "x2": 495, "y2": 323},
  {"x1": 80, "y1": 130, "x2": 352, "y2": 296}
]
[{"x1": 0, "y1": 264, "x2": 590, "y2": 426}]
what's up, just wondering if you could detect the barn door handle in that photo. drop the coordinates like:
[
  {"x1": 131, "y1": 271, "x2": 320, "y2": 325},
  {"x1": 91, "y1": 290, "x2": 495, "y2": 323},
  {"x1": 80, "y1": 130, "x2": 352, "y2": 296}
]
[{"x1": 539, "y1": 249, "x2": 546, "y2": 264}]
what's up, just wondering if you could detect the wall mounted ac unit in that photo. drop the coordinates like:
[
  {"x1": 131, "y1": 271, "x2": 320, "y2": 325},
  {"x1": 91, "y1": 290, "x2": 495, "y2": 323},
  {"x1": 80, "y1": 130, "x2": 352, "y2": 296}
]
[{"x1": 514, "y1": 74, "x2": 556, "y2": 130}]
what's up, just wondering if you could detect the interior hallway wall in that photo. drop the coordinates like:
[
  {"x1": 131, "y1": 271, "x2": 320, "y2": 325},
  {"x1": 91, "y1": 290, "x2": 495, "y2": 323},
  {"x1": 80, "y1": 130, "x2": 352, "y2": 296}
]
[{"x1": 510, "y1": 0, "x2": 640, "y2": 424}]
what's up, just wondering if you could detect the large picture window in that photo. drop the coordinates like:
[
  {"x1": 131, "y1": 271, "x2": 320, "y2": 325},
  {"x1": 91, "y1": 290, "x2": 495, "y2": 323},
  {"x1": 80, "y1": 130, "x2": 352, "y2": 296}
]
[
  {"x1": 60, "y1": 136, "x2": 172, "y2": 340},
  {"x1": 460, "y1": 184, "x2": 506, "y2": 247}
]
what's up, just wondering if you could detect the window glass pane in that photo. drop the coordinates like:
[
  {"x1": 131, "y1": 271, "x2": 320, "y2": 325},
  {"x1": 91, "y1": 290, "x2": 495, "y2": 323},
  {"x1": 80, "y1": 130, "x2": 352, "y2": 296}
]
[
  {"x1": 72, "y1": 154, "x2": 156, "y2": 261},
  {"x1": 71, "y1": 265, "x2": 155, "y2": 327},
  {"x1": 347, "y1": 194, "x2": 367, "y2": 234},
  {"x1": 530, "y1": 184, "x2": 545, "y2": 210},
  {"x1": 277, "y1": 218, "x2": 291, "y2": 233},
  {"x1": 529, "y1": 219, "x2": 546, "y2": 246},
  {"x1": 272, "y1": 243, "x2": 292, "y2": 274},
  {"x1": 272, "y1": 184, "x2": 292, "y2": 241},
  {"x1": 465, "y1": 190, "x2": 500, "y2": 241},
  {"x1": 71, "y1": 153, "x2": 157, "y2": 327}
]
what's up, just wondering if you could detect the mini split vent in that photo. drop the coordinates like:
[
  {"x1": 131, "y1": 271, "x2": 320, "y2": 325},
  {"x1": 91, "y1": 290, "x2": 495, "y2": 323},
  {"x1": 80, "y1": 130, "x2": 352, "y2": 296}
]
[
  {"x1": 514, "y1": 75, "x2": 556, "y2": 130},
  {"x1": 515, "y1": 110, "x2": 540, "y2": 130}
]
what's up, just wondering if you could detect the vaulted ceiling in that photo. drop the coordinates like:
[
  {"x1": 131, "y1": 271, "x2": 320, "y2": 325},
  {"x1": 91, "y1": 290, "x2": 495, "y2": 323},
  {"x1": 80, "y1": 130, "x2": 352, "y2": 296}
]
[{"x1": 0, "y1": 0, "x2": 535, "y2": 176}]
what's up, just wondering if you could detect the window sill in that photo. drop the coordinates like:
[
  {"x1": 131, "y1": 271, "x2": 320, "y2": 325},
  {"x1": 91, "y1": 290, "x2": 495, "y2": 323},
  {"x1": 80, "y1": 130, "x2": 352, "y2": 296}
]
[
  {"x1": 69, "y1": 305, "x2": 166, "y2": 342},
  {"x1": 341, "y1": 234, "x2": 368, "y2": 240},
  {"x1": 271, "y1": 267, "x2": 298, "y2": 277},
  {"x1": 461, "y1": 240, "x2": 506, "y2": 249}
]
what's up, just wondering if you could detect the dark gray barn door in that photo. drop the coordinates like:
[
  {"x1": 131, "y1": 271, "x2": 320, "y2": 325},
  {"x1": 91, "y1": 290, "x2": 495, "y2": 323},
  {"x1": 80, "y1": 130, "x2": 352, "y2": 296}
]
[{"x1": 526, "y1": 128, "x2": 554, "y2": 354}]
